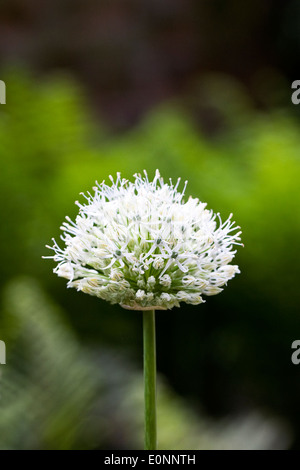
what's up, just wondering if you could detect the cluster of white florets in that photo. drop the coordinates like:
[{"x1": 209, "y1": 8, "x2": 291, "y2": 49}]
[{"x1": 45, "y1": 170, "x2": 242, "y2": 310}]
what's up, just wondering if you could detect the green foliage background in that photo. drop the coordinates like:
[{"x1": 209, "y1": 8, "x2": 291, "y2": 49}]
[{"x1": 0, "y1": 70, "x2": 299, "y2": 449}]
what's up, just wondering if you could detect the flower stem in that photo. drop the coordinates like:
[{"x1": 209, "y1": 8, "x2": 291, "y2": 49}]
[{"x1": 143, "y1": 309, "x2": 157, "y2": 450}]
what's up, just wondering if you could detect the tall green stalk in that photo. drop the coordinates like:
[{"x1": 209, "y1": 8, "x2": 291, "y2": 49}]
[{"x1": 143, "y1": 309, "x2": 157, "y2": 450}]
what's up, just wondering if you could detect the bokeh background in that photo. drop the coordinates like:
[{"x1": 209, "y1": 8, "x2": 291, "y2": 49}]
[{"x1": 0, "y1": 0, "x2": 300, "y2": 450}]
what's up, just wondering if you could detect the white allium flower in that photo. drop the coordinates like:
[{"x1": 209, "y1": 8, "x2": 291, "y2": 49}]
[{"x1": 44, "y1": 170, "x2": 242, "y2": 310}]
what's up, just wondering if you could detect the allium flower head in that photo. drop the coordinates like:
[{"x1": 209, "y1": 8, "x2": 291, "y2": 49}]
[{"x1": 45, "y1": 170, "x2": 242, "y2": 310}]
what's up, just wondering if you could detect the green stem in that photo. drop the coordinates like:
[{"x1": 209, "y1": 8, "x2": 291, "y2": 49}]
[{"x1": 143, "y1": 309, "x2": 157, "y2": 450}]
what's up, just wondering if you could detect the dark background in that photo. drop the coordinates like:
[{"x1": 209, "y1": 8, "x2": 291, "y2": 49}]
[{"x1": 0, "y1": 0, "x2": 299, "y2": 128}]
